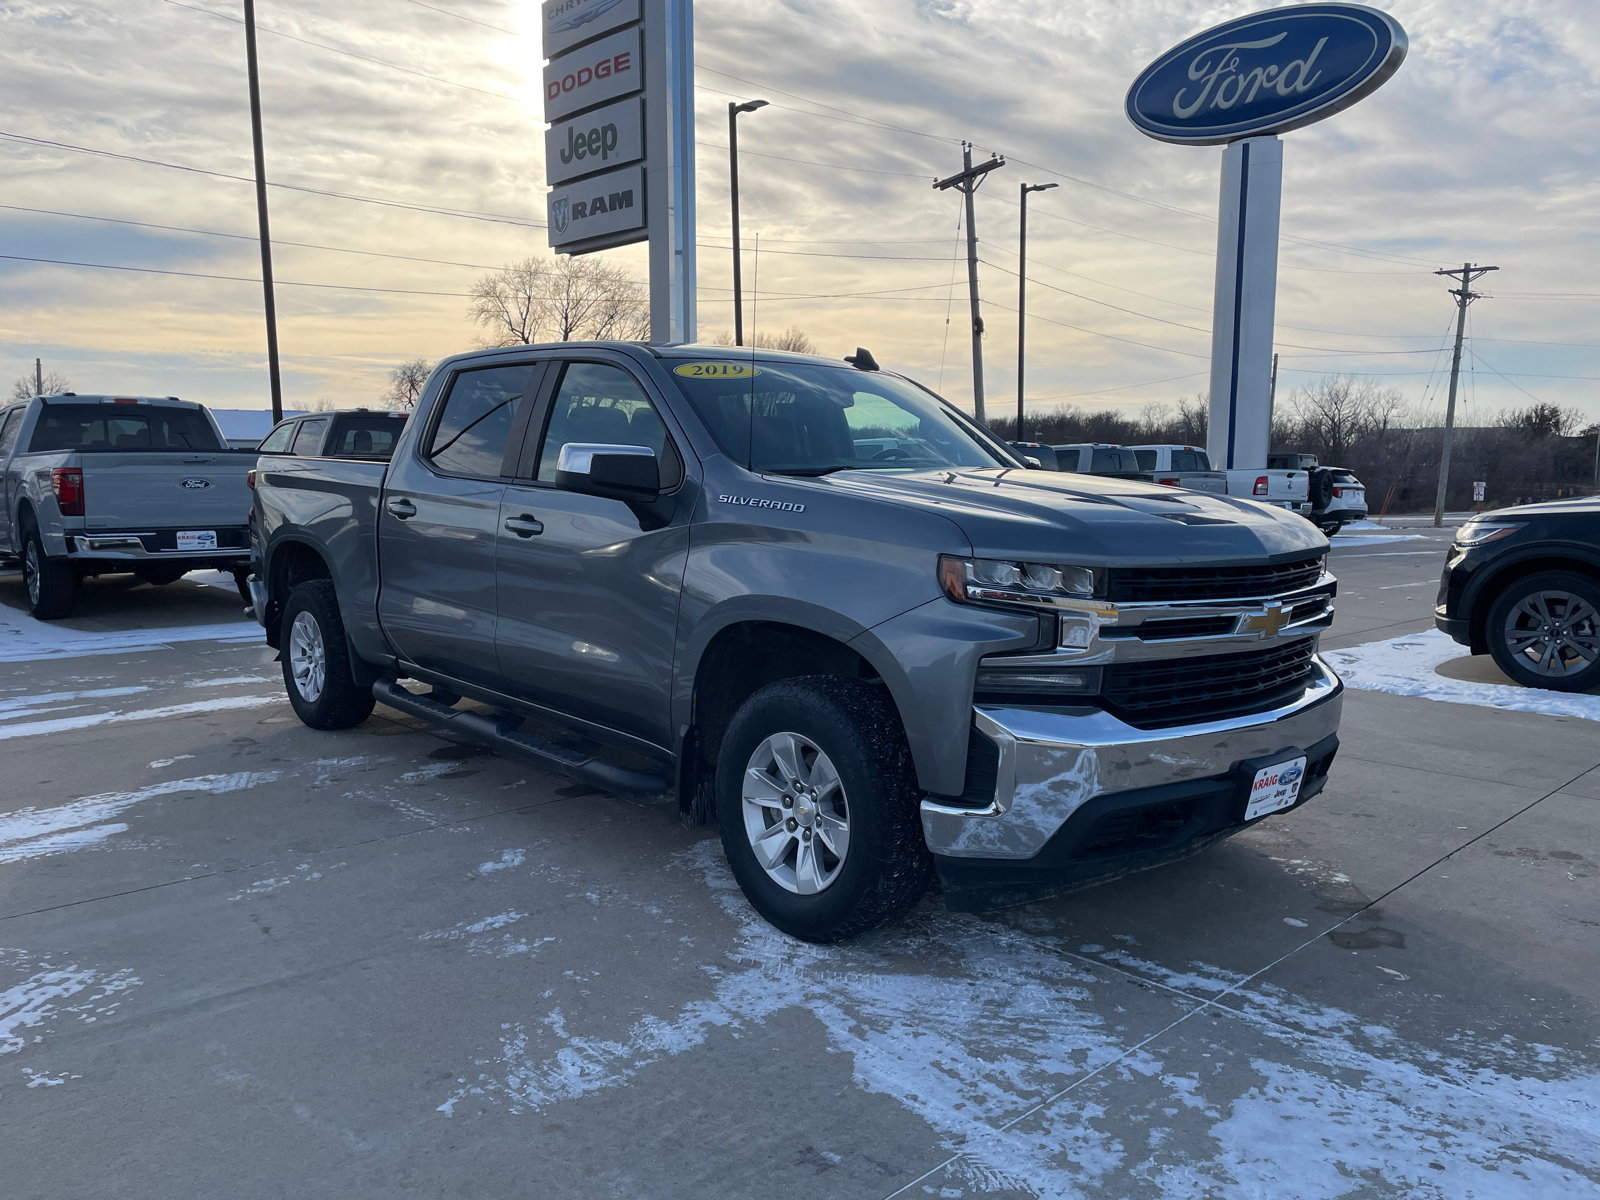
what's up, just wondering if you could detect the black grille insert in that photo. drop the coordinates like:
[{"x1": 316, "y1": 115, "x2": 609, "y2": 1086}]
[
  {"x1": 1100, "y1": 640, "x2": 1317, "y2": 729},
  {"x1": 1104, "y1": 557, "x2": 1324, "y2": 604}
]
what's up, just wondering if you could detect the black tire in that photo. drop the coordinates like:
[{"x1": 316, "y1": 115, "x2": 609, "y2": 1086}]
[
  {"x1": 279, "y1": 580, "x2": 376, "y2": 729},
  {"x1": 1318, "y1": 522, "x2": 1341, "y2": 537},
  {"x1": 231, "y1": 569, "x2": 253, "y2": 607},
  {"x1": 1309, "y1": 469, "x2": 1335, "y2": 510},
  {"x1": 717, "y1": 676, "x2": 930, "y2": 943},
  {"x1": 22, "y1": 525, "x2": 76, "y2": 620},
  {"x1": 134, "y1": 564, "x2": 187, "y2": 586},
  {"x1": 1485, "y1": 571, "x2": 1600, "y2": 693}
]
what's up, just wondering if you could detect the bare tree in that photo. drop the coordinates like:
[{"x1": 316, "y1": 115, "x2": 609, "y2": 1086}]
[
  {"x1": 711, "y1": 326, "x2": 816, "y2": 354},
  {"x1": 12, "y1": 371, "x2": 70, "y2": 399},
  {"x1": 1287, "y1": 375, "x2": 1404, "y2": 466},
  {"x1": 468, "y1": 257, "x2": 648, "y2": 347},
  {"x1": 1175, "y1": 394, "x2": 1208, "y2": 446},
  {"x1": 383, "y1": 359, "x2": 434, "y2": 409}
]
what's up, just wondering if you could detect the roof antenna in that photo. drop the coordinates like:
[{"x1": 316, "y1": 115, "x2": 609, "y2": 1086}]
[{"x1": 844, "y1": 347, "x2": 879, "y2": 371}]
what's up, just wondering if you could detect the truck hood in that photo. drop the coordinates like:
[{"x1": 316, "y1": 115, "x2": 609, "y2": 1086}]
[{"x1": 812, "y1": 467, "x2": 1327, "y2": 565}]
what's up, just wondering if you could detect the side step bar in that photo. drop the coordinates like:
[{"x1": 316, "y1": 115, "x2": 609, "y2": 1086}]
[{"x1": 371, "y1": 679, "x2": 669, "y2": 798}]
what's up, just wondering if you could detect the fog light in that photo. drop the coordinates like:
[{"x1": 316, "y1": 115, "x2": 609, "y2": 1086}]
[{"x1": 975, "y1": 661, "x2": 1103, "y2": 696}]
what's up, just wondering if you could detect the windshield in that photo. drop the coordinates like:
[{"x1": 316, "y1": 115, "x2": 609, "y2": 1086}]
[{"x1": 667, "y1": 360, "x2": 1011, "y2": 475}]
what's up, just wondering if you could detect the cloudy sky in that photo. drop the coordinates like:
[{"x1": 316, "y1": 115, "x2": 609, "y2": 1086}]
[{"x1": 1, "y1": 0, "x2": 1596, "y2": 426}]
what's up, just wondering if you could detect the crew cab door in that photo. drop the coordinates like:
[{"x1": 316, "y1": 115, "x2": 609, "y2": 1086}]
[
  {"x1": 377, "y1": 361, "x2": 540, "y2": 688},
  {"x1": 494, "y1": 358, "x2": 691, "y2": 749}
]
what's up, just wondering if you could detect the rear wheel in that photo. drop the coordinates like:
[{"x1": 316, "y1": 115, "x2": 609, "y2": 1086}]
[
  {"x1": 22, "y1": 526, "x2": 76, "y2": 620},
  {"x1": 1486, "y1": 571, "x2": 1600, "y2": 693},
  {"x1": 279, "y1": 580, "x2": 376, "y2": 729},
  {"x1": 717, "y1": 677, "x2": 929, "y2": 943}
]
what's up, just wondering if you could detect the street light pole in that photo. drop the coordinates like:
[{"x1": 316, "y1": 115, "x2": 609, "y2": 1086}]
[
  {"x1": 728, "y1": 99, "x2": 767, "y2": 346},
  {"x1": 242, "y1": 0, "x2": 283, "y2": 423},
  {"x1": 1016, "y1": 182, "x2": 1056, "y2": 439}
]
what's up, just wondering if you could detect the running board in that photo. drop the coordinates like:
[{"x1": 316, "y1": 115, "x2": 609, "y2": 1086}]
[{"x1": 371, "y1": 680, "x2": 669, "y2": 798}]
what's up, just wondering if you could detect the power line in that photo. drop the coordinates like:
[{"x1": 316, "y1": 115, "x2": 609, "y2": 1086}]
[
  {"x1": 1028, "y1": 371, "x2": 1209, "y2": 402},
  {"x1": 400, "y1": 0, "x2": 517, "y2": 35},
  {"x1": 0, "y1": 253, "x2": 471, "y2": 297},
  {"x1": 157, "y1": 0, "x2": 522, "y2": 103},
  {"x1": 0, "y1": 129, "x2": 545, "y2": 227}
]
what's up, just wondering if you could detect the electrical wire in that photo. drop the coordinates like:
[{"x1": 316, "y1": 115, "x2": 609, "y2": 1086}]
[
  {"x1": 399, "y1": 0, "x2": 517, "y2": 36},
  {"x1": 0, "y1": 253, "x2": 471, "y2": 297}
]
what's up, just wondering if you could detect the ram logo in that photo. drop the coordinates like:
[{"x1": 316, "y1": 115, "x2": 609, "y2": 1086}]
[{"x1": 179, "y1": 478, "x2": 212, "y2": 490}]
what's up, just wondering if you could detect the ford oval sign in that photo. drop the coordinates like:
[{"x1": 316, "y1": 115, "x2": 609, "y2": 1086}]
[
  {"x1": 1126, "y1": 3, "x2": 1406, "y2": 145},
  {"x1": 178, "y1": 478, "x2": 212, "y2": 489}
]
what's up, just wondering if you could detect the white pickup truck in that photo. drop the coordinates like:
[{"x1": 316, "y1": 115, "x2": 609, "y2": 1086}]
[
  {"x1": 0, "y1": 393, "x2": 256, "y2": 618},
  {"x1": 1131, "y1": 444, "x2": 1311, "y2": 517}
]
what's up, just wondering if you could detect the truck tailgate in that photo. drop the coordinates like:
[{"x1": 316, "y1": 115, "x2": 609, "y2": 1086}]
[{"x1": 80, "y1": 452, "x2": 254, "y2": 531}]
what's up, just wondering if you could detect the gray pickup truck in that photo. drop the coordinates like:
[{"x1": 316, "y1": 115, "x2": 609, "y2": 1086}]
[
  {"x1": 250, "y1": 343, "x2": 1344, "y2": 941},
  {"x1": 0, "y1": 394, "x2": 255, "y2": 618}
]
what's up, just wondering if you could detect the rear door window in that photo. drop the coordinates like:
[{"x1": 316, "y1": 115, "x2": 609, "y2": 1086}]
[
  {"x1": 428, "y1": 363, "x2": 534, "y2": 478},
  {"x1": 29, "y1": 404, "x2": 222, "y2": 452},
  {"x1": 258, "y1": 422, "x2": 296, "y2": 453},
  {"x1": 329, "y1": 415, "x2": 406, "y2": 458},
  {"x1": 1171, "y1": 449, "x2": 1212, "y2": 471},
  {"x1": 0, "y1": 408, "x2": 23, "y2": 458},
  {"x1": 1133, "y1": 449, "x2": 1157, "y2": 472},
  {"x1": 291, "y1": 418, "x2": 329, "y2": 454}
]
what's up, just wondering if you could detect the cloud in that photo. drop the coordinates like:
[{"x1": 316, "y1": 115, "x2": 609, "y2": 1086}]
[{"x1": 0, "y1": 0, "x2": 1594, "y2": 421}]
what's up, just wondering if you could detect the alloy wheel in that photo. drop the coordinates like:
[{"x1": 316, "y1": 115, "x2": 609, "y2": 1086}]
[
  {"x1": 1502, "y1": 590, "x2": 1600, "y2": 678},
  {"x1": 24, "y1": 540, "x2": 40, "y2": 606},
  {"x1": 741, "y1": 732, "x2": 851, "y2": 895},
  {"x1": 289, "y1": 610, "x2": 327, "y2": 702}
]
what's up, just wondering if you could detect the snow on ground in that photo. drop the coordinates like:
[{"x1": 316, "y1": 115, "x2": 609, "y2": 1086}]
[
  {"x1": 0, "y1": 694, "x2": 283, "y2": 740},
  {"x1": 0, "y1": 609, "x2": 259, "y2": 663},
  {"x1": 1, "y1": 947, "x2": 141, "y2": 1059},
  {"x1": 0, "y1": 772, "x2": 280, "y2": 864},
  {"x1": 1328, "y1": 532, "x2": 1428, "y2": 547},
  {"x1": 1325, "y1": 629, "x2": 1600, "y2": 722},
  {"x1": 436, "y1": 844, "x2": 1600, "y2": 1197}
]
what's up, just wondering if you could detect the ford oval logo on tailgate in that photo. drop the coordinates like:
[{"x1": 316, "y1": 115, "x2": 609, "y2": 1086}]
[
  {"x1": 179, "y1": 478, "x2": 212, "y2": 489},
  {"x1": 1126, "y1": 3, "x2": 1407, "y2": 145}
]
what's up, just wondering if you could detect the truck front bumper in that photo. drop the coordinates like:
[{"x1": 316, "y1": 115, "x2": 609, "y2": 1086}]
[{"x1": 921, "y1": 656, "x2": 1343, "y2": 911}]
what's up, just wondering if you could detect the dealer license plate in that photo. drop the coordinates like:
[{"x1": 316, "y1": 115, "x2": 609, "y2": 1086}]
[
  {"x1": 1244, "y1": 755, "x2": 1308, "y2": 822},
  {"x1": 176, "y1": 530, "x2": 218, "y2": 551}
]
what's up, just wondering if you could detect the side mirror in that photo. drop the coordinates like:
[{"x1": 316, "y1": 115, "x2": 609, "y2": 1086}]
[
  {"x1": 1023, "y1": 456, "x2": 1042, "y2": 469},
  {"x1": 554, "y1": 442, "x2": 661, "y2": 502}
]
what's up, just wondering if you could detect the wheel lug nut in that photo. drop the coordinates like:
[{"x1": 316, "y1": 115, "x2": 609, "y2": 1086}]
[
  {"x1": 786, "y1": 818, "x2": 797, "y2": 832},
  {"x1": 802, "y1": 829, "x2": 812, "y2": 841},
  {"x1": 782, "y1": 796, "x2": 792, "y2": 808}
]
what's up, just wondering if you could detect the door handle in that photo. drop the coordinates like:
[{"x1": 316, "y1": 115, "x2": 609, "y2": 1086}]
[
  {"x1": 503, "y1": 514, "x2": 543, "y2": 538},
  {"x1": 386, "y1": 497, "x2": 417, "y2": 519}
]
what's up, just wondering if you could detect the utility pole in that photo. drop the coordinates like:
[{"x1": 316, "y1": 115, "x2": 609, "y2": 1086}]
[
  {"x1": 934, "y1": 144, "x2": 1004, "y2": 422},
  {"x1": 1432, "y1": 262, "x2": 1498, "y2": 527},
  {"x1": 34, "y1": 358, "x2": 42, "y2": 396},
  {"x1": 1016, "y1": 181, "x2": 1057, "y2": 439},
  {"x1": 243, "y1": 0, "x2": 284, "y2": 423},
  {"x1": 1267, "y1": 351, "x2": 1279, "y2": 432},
  {"x1": 727, "y1": 99, "x2": 767, "y2": 346}
]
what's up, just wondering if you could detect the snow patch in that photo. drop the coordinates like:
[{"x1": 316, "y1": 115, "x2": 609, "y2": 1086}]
[
  {"x1": 1325, "y1": 629, "x2": 1600, "y2": 722},
  {"x1": 0, "y1": 948, "x2": 140, "y2": 1057},
  {"x1": 1328, "y1": 533, "x2": 1428, "y2": 547},
  {"x1": 0, "y1": 612, "x2": 260, "y2": 663},
  {"x1": 435, "y1": 846, "x2": 1600, "y2": 1197},
  {"x1": 0, "y1": 695, "x2": 284, "y2": 741},
  {"x1": 0, "y1": 771, "x2": 280, "y2": 863},
  {"x1": 480, "y1": 849, "x2": 526, "y2": 874}
]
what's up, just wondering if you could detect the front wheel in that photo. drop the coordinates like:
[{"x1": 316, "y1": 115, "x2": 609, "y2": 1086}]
[
  {"x1": 1485, "y1": 571, "x2": 1600, "y2": 693},
  {"x1": 23, "y1": 527, "x2": 76, "y2": 620},
  {"x1": 279, "y1": 580, "x2": 376, "y2": 729},
  {"x1": 717, "y1": 677, "x2": 929, "y2": 943}
]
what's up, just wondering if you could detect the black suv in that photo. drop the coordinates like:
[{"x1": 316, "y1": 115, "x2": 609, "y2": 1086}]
[{"x1": 1435, "y1": 499, "x2": 1600, "y2": 692}]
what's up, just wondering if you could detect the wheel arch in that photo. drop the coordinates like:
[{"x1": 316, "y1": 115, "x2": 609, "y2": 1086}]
[{"x1": 1466, "y1": 550, "x2": 1600, "y2": 654}]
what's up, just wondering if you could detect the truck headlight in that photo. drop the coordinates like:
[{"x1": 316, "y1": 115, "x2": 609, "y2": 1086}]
[{"x1": 939, "y1": 555, "x2": 1098, "y2": 609}]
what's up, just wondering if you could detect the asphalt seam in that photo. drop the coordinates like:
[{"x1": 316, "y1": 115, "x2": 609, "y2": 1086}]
[{"x1": 880, "y1": 756, "x2": 1600, "y2": 1199}]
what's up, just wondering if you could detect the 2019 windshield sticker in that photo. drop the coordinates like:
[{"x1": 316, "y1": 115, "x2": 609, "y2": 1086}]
[{"x1": 718, "y1": 494, "x2": 805, "y2": 513}]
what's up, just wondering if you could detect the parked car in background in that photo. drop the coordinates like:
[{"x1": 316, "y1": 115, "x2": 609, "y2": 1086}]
[
  {"x1": 0, "y1": 394, "x2": 255, "y2": 618},
  {"x1": 1127, "y1": 445, "x2": 1227, "y2": 495},
  {"x1": 1138, "y1": 444, "x2": 1314, "y2": 518},
  {"x1": 256, "y1": 409, "x2": 409, "y2": 459},
  {"x1": 1435, "y1": 498, "x2": 1600, "y2": 693},
  {"x1": 1268, "y1": 453, "x2": 1368, "y2": 534},
  {"x1": 1009, "y1": 442, "x2": 1150, "y2": 480},
  {"x1": 251, "y1": 341, "x2": 1344, "y2": 942}
]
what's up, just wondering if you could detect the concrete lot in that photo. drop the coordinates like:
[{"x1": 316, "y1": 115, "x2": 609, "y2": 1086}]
[{"x1": 1, "y1": 526, "x2": 1596, "y2": 1198}]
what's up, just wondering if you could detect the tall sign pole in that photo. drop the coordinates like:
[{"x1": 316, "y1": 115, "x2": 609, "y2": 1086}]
[
  {"x1": 542, "y1": 0, "x2": 694, "y2": 343},
  {"x1": 1126, "y1": 4, "x2": 1407, "y2": 473},
  {"x1": 1432, "y1": 262, "x2": 1497, "y2": 526},
  {"x1": 934, "y1": 145, "x2": 1004, "y2": 422},
  {"x1": 242, "y1": 0, "x2": 283, "y2": 423}
]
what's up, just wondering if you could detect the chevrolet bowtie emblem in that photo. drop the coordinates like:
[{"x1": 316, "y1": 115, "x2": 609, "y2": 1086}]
[{"x1": 1243, "y1": 603, "x2": 1292, "y2": 638}]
